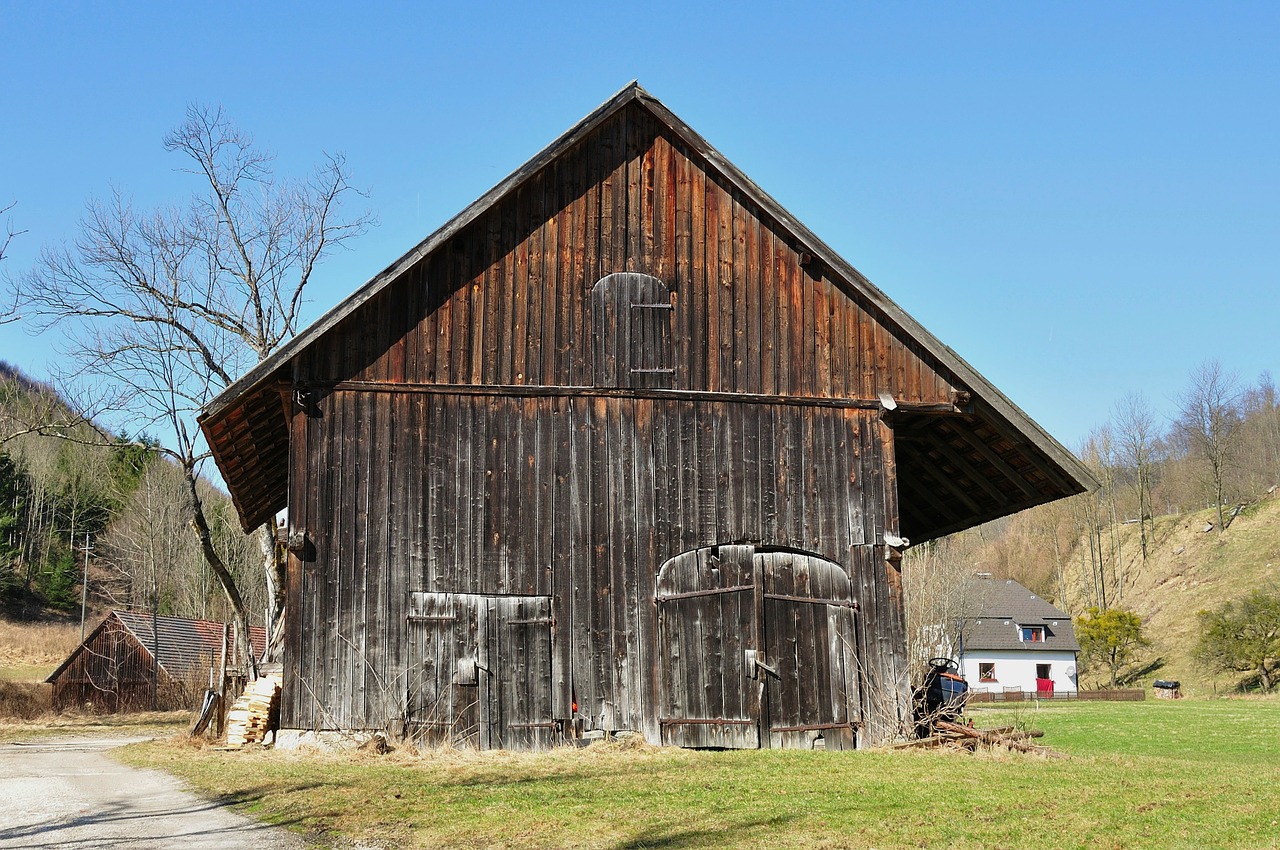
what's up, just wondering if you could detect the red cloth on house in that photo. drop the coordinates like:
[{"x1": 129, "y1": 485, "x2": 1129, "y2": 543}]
[{"x1": 1035, "y1": 678, "x2": 1054, "y2": 694}]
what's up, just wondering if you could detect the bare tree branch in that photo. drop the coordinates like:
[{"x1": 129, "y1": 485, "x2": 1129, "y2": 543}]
[{"x1": 0, "y1": 202, "x2": 26, "y2": 325}]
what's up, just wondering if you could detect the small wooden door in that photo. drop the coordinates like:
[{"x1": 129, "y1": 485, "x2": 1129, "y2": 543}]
[
  {"x1": 407, "y1": 592, "x2": 556, "y2": 750},
  {"x1": 656, "y1": 546, "x2": 860, "y2": 750},
  {"x1": 591, "y1": 272, "x2": 674, "y2": 389},
  {"x1": 484, "y1": 595, "x2": 556, "y2": 750},
  {"x1": 406, "y1": 592, "x2": 483, "y2": 745}
]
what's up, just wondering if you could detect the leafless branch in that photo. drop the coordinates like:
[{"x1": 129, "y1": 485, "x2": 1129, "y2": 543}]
[
  {"x1": 0, "y1": 201, "x2": 26, "y2": 325},
  {"x1": 6, "y1": 105, "x2": 370, "y2": 673}
]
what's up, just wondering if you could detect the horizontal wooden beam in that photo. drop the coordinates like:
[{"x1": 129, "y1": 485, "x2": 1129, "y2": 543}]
[{"x1": 299, "y1": 379, "x2": 967, "y2": 415}]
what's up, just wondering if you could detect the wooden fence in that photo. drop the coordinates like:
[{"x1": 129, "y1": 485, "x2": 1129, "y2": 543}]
[{"x1": 967, "y1": 688, "x2": 1145, "y2": 704}]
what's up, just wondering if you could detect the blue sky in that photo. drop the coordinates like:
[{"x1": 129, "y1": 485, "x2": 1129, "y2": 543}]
[{"x1": 2, "y1": 2, "x2": 1277, "y2": 452}]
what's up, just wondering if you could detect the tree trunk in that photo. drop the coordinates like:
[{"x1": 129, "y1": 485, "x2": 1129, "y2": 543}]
[
  {"x1": 258, "y1": 522, "x2": 287, "y2": 663},
  {"x1": 1215, "y1": 477, "x2": 1226, "y2": 534},
  {"x1": 182, "y1": 464, "x2": 256, "y2": 682}
]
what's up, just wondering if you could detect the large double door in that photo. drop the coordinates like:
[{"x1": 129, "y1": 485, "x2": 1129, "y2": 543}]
[{"x1": 656, "y1": 545, "x2": 860, "y2": 750}]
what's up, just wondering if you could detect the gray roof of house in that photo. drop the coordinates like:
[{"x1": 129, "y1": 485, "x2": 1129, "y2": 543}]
[{"x1": 959, "y1": 577, "x2": 1080, "y2": 653}]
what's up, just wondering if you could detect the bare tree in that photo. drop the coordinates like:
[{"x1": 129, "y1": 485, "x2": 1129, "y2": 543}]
[
  {"x1": 1238, "y1": 372, "x2": 1280, "y2": 496},
  {"x1": 1, "y1": 202, "x2": 25, "y2": 325},
  {"x1": 902, "y1": 534, "x2": 981, "y2": 680},
  {"x1": 1074, "y1": 427, "x2": 1124, "y2": 608},
  {"x1": 10, "y1": 105, "x2": 370, "y2": 673},
  {"x1": 1114, "y1": 392, "x2": 1161, "y2": 561},
  {"x1": 1175, "y1": 360, "x2": 1242, "y2": 533},
  {"x1": 98, "y1": 458, "x2": 262, "y2": 624}
]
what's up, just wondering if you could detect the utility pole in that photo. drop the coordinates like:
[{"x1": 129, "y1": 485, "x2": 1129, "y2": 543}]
[
  {"x1": 78, "y1": 532, "x2": 93, "y2": 643},
  {"x1": 152, "y1": 558, "x2": 160, "y2": 710}
]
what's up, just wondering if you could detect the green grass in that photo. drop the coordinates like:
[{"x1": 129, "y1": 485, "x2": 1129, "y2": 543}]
[
  {"x1": 0, "y1": 663, "x2": 52, "y2": 682},
  {"x1": 114, "y1": 699, "x2": 1280, "y2": 849}
]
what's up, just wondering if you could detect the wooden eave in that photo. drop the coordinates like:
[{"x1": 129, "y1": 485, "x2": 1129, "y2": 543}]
[{"x1": 199, "y1": 81, "x2": 1097, "y2": 534}]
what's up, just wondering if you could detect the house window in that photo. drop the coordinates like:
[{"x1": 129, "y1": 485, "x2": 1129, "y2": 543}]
[
  {"x1": 592, "y1": 273, "x2": 674, "y2": 388},
  {"x1": 979, "y1": 662, "x2": 996, "y2": 682},
  {"x1": 1036, "y1": 663, "x2": 1051, "y2": 680},
  {"x1": 1020, "y1": 626, "x2": 1045, "y2": 643}
]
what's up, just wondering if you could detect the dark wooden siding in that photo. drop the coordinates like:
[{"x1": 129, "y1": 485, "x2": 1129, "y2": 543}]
[
  {"x1": 279, "y1": 99, "x2": 925, "y2": 747},
  {"x1": 295, "y1": 105, "x2": 957, "y2": 406},
  {"x1": 283, "y1": 390, "x2": 908, "y2": 744}
]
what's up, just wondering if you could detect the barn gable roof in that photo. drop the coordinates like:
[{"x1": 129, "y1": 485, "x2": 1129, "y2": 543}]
[
  {"x1": 960, "y1": 577, "x2": 1081, "y2": 653},
  {"x1": 200, "y1": 81, "x2": 1096, "y2": 538},
  {"x1": 45, "y1": 611, "x2": 267, "y2": 683}
]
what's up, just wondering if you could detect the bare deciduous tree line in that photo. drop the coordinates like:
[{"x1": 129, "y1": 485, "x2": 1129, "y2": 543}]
[{"x1": 0, "y1": 365, "x2": 263, "y2": 626}]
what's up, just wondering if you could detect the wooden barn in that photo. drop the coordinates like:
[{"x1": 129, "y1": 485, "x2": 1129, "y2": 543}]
[
  {"x1": 200, "y1": 83, "x2": 1094, "y2": 750},
  {"x1": 46, "y1": 611, "x2": 265, "y2": 712}
]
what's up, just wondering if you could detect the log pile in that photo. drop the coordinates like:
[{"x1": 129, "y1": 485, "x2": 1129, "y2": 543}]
[
  {"x1": 224, "y1": 673, "x2": 281, "y2": 748},
  {"x1": 891, "y1": 720, "x2": 1067, "y2": 759}
]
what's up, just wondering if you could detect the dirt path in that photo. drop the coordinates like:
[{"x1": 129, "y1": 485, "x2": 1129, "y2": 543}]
[{"x1": 0, "y1": 735, "x2": 309, "y2": 849}]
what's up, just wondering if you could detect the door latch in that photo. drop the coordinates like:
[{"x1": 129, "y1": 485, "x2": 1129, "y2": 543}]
[{"x1": 745, "y1": 649, "x2": 780, "y2": 679}]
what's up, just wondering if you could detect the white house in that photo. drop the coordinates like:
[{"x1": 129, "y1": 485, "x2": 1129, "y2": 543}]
[{"x1": 957, "y1": 575, "x2": 1079, "y2": 696}]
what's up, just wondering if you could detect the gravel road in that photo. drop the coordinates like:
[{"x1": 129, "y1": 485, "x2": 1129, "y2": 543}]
[{"x1": 0, "y1": 735, "x2": 308, "y2": 849}]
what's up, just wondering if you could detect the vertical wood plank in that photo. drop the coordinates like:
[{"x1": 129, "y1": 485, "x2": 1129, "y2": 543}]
[{"x1": 716, "y1": 183, "x2": 735, "y2": 392}]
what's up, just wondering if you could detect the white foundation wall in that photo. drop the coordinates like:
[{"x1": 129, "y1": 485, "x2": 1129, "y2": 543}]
[{"x1": 958, "y1": 649, "x2": 1078, "y2": 694}]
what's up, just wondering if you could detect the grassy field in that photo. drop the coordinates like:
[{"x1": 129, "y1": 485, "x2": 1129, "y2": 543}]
[
  {"x1": 0, "y1": 618, "x2": 82, "y2": 719},
  {"x1": 115, "y1": 698, "x2": 1280, "y2": 850}
]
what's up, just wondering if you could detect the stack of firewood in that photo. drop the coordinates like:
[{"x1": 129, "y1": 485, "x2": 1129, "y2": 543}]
[
  {"x1": 225, "y1": 673, "x2": 281, "y2": 748},
  {"x1": 892, "y1": 720, "x2": 1067, "y2": 759}
]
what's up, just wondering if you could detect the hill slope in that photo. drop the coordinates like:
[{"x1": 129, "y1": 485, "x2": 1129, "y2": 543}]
[{"x1": 1058, "y1": 493, "x2": 1280, "y2": 694}]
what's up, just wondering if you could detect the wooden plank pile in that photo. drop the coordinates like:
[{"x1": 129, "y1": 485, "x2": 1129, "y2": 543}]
[
  {"x1": 225, "y1": 673, "x2": 280, "y2": 748},
  {"x1": 890, "y1": 720, "x2": 1067, "y2": 759}
]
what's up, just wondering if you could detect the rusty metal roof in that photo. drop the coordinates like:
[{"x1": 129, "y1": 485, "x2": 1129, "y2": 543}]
[{"x1": 46, "y1": 611, "x2": 268, "y2": 683}]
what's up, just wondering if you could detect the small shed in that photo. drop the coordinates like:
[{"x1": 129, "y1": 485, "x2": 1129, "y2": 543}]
[
  {"x1": 46, "y1": 611, "x2": 266, "y2": 712},
  {"x1": 958, "y1": 576, "x2": 1080, "y2": 696}
]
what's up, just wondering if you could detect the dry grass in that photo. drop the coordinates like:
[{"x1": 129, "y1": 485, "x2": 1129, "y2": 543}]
[
  {"x1": 0, "y1": 619, "x2": 81, "y2": 669},
  {"x1": 0, "y1": 680, "x2": 50, "y2": 719},
  {"x1": 0, "y1": 618, "x2": 81, "y2": 719},
  {"x1": 0, "y1": 709, "x2": 191, "y2": 741},
  {"x1": 1061, "y1": 495, "x2": 1280, "y2": 694}
]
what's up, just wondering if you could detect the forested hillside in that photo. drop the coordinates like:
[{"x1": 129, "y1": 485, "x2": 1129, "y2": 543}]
[
  {"x1": 905, "y1": 363, "x2": 1280, "y2": 694},
  {"x1": 0, "y1": 361, "x2": 261, "y2": 624}
]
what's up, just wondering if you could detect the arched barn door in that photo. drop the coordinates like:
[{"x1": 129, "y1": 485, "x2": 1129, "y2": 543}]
[
  {"x1": 758, "y1": 551, "x2": 860, "y2": 750},
  {"x1": 656, "y1": 545, "x2": 860, "y2": 750},
  {"x1": 655, "y1": 545, "x2": 759, "y2": 748}
]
